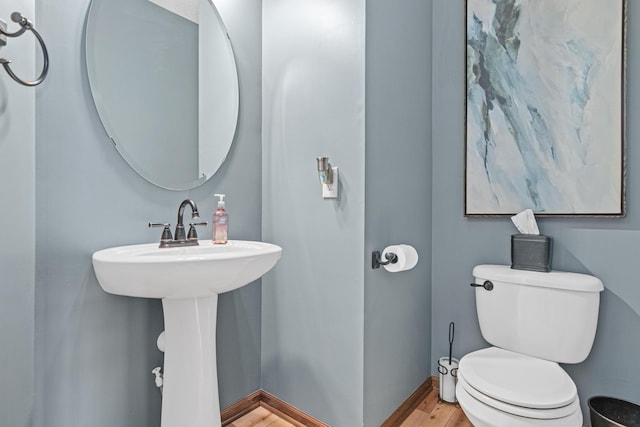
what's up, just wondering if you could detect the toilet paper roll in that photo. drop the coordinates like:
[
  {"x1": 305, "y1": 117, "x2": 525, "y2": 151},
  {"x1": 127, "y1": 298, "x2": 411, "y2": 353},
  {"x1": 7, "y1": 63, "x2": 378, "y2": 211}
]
[
  {"x1": 438, "y1": 357, "x2": 459, "y2": 403},
  {"x1": 381, "y1": 244, "x2": 419, "y2": 272}
]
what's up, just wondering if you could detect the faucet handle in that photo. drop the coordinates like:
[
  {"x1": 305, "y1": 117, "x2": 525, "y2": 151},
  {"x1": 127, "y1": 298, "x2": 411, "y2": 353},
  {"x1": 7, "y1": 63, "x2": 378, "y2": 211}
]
[
  {"x1": 149, "y1": 222, "x2": 173, "y2": 245},
  {"x1": 187, "y1": 222, "x2": 208, "y2": 241}
]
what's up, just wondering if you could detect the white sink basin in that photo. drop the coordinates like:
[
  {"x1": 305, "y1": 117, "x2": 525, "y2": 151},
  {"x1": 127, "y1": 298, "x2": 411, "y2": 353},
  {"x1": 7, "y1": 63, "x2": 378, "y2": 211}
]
[
  {"x1": 92, "y1": 240, "x2": 282, "y2": 299},
  {"x1": 91, "y1": 239, "x2": 282, "y2": 427}
]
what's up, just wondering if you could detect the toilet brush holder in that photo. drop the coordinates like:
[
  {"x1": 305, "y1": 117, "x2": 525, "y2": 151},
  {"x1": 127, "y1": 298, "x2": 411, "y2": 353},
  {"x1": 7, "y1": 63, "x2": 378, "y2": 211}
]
[{"x1": 437, "y1": 357, "x2": 459, "y2": 403}]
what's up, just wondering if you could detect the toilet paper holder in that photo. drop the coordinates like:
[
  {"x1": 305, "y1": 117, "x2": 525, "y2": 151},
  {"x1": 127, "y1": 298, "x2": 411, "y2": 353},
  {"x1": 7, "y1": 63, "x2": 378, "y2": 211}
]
[{"x1": 371, "y1": 250, "x2": 398, "y2": 269}]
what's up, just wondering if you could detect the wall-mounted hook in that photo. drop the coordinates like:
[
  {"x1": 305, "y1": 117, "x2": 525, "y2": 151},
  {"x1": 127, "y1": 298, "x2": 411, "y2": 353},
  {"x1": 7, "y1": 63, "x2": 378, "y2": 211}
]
[{"x1": 0, "y1": 12, "x2": 49, "y2": 87}]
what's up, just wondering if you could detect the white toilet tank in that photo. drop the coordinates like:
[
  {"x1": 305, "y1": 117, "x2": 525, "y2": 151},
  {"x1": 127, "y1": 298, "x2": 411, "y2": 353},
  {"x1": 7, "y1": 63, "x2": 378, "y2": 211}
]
[{"x1": 472, "y1": 264, "x2": 604, "y2": 364}]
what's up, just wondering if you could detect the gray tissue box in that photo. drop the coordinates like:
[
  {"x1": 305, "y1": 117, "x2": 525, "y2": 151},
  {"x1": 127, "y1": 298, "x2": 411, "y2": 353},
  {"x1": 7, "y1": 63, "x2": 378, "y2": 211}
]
[{"x1": 511, "y1": 234, "x2": 552, "y2": 272}]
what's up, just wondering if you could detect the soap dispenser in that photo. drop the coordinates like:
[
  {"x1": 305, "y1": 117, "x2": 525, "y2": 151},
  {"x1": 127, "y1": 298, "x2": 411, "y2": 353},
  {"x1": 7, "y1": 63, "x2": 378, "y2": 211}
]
[{"x1": 212, "y1": 194, "x2": 228, "y2": 244}]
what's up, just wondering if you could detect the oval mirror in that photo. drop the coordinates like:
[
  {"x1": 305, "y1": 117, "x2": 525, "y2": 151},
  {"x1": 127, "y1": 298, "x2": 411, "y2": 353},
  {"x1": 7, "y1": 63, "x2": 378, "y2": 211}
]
[{"x1": 85, "y1": 0, "x2": 239, "y2": 190}]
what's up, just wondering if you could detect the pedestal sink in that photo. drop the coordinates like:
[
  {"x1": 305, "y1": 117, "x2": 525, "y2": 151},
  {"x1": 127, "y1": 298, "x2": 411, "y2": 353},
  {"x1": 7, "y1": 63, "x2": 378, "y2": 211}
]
[{"x1": 92, "y1": 240, "x2": 282, "y2": 427}]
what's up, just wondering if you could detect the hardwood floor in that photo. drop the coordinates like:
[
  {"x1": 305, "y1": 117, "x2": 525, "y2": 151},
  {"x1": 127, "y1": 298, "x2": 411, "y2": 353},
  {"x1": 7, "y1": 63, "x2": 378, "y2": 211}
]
[
  {"x1": 227, "y1": 405, "x2": 297, "y2": 427},
  {"x1": 228, "y1": 386, "x2": 472, "y2": 427},
  {"x1": 399, "y1": 388, "x2": 472, "y2": 427}
]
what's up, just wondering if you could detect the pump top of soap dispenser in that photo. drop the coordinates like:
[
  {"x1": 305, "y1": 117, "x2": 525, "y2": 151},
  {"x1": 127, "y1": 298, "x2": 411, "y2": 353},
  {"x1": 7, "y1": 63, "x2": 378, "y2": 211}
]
[{"x1": 215, "y1": 194, "x2": 226, "y2": 208}]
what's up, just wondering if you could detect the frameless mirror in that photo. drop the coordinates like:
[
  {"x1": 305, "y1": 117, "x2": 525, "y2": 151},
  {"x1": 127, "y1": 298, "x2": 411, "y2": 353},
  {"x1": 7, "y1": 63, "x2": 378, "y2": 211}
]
[{"x1": 85, "y1": 0, "x2": 239, "y2": 190}]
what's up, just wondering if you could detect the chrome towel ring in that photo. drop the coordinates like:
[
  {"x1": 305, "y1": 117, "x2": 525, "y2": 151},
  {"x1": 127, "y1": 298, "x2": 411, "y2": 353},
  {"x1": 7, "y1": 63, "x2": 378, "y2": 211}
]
[{"x1": 0, "y1": 12, "x2": 49, "y2": 87}]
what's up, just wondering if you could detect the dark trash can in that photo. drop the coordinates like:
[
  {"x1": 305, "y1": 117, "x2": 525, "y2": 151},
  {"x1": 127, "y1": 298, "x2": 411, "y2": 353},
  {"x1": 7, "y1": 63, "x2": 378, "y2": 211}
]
[{"x1": 589, "y1": 396, "x2": 640, "y2": 427}]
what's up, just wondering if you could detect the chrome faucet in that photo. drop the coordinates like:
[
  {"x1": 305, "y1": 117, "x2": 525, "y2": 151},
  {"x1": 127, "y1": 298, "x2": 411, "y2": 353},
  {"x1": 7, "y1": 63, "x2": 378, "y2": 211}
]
[{"x1": 149, "y1": 199, "x2": 207, "y2": 248}]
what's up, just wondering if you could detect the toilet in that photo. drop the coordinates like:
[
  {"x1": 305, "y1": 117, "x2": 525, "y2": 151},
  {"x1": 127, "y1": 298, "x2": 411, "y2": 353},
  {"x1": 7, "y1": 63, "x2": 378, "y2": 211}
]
[{"x1": 456, "y1": 264, "x2": 604, "y2": 427}]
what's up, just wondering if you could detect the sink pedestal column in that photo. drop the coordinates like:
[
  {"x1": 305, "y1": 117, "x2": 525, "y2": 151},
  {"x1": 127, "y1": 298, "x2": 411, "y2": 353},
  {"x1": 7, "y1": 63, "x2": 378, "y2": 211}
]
[{"x1": 161, "y1": 295, "x2": 220, "y2": 427}]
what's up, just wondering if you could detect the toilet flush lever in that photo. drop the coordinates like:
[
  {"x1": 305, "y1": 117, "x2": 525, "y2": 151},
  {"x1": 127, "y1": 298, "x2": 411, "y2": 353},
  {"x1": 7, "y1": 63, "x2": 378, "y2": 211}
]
[{"x1": 470, "y1": 280, "x2": 494, "y2": 291}]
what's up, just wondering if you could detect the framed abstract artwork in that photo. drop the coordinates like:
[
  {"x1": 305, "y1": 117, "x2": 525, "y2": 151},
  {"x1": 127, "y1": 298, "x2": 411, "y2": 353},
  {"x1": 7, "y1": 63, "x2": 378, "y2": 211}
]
[{"x1": 465, "y1": 0, "x2": 626, "y2": 216}]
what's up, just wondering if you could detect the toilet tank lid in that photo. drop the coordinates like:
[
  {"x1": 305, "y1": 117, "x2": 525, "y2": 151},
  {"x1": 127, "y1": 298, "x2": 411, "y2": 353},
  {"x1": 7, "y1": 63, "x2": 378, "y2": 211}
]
[{"x1": 473, "y1": 264, "x2": 604, "y2": 292}]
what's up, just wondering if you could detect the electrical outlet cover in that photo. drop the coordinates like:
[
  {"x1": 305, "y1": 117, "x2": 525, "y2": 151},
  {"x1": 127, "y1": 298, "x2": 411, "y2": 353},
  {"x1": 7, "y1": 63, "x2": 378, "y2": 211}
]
[{"x1": 322, "y1": 167, "x2": 339, "y2": 199}]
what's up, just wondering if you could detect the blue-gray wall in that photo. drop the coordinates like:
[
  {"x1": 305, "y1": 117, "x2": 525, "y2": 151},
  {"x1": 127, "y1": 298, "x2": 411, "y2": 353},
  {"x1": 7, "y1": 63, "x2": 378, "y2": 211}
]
[
  {"x1": 0, "y1": 1, "x2": 35, "y2": 425},
  {"x1": 364, "y1": 0, "x2": 432, "y2": 425},
  {"x1": 431, "y1": 0, "x2": 640, "y2": 422},
  {"x1": 262, "y1": 1, "x2": 433, "y2": 426},
  {"x1": 34, "y1": 0, "x2": 262, "y2": 425},
  {"x1": 261, "y1": 1, "x2": 366, "y2": 426}
]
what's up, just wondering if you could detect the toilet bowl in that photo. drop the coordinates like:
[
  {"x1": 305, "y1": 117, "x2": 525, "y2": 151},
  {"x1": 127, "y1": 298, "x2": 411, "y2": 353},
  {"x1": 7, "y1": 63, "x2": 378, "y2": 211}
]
[
  {"x1": 456, "y1": 347, "x2": 582, "y2": 427},
  {"x1": 456, "y1": 265, "x2": 604, "y2": 427}
]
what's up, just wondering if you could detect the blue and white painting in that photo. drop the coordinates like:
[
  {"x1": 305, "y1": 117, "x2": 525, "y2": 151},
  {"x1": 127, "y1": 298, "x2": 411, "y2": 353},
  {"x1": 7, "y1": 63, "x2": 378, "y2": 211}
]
[{"x1": 465, "y1": 0, "x2": 624, "y2": 215}]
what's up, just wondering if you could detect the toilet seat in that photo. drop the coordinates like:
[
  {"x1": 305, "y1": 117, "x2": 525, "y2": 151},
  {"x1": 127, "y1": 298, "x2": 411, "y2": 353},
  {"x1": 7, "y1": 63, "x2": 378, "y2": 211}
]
[
  {"x1": 458, "y1": 347, "x2": 579, "y2": 419},
  {"x1": 456, "y1": 378, "x2": 583, "y2": 427},
  {"x1": 458, "y1": 372, "x2": 580, "y2": 419}
]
